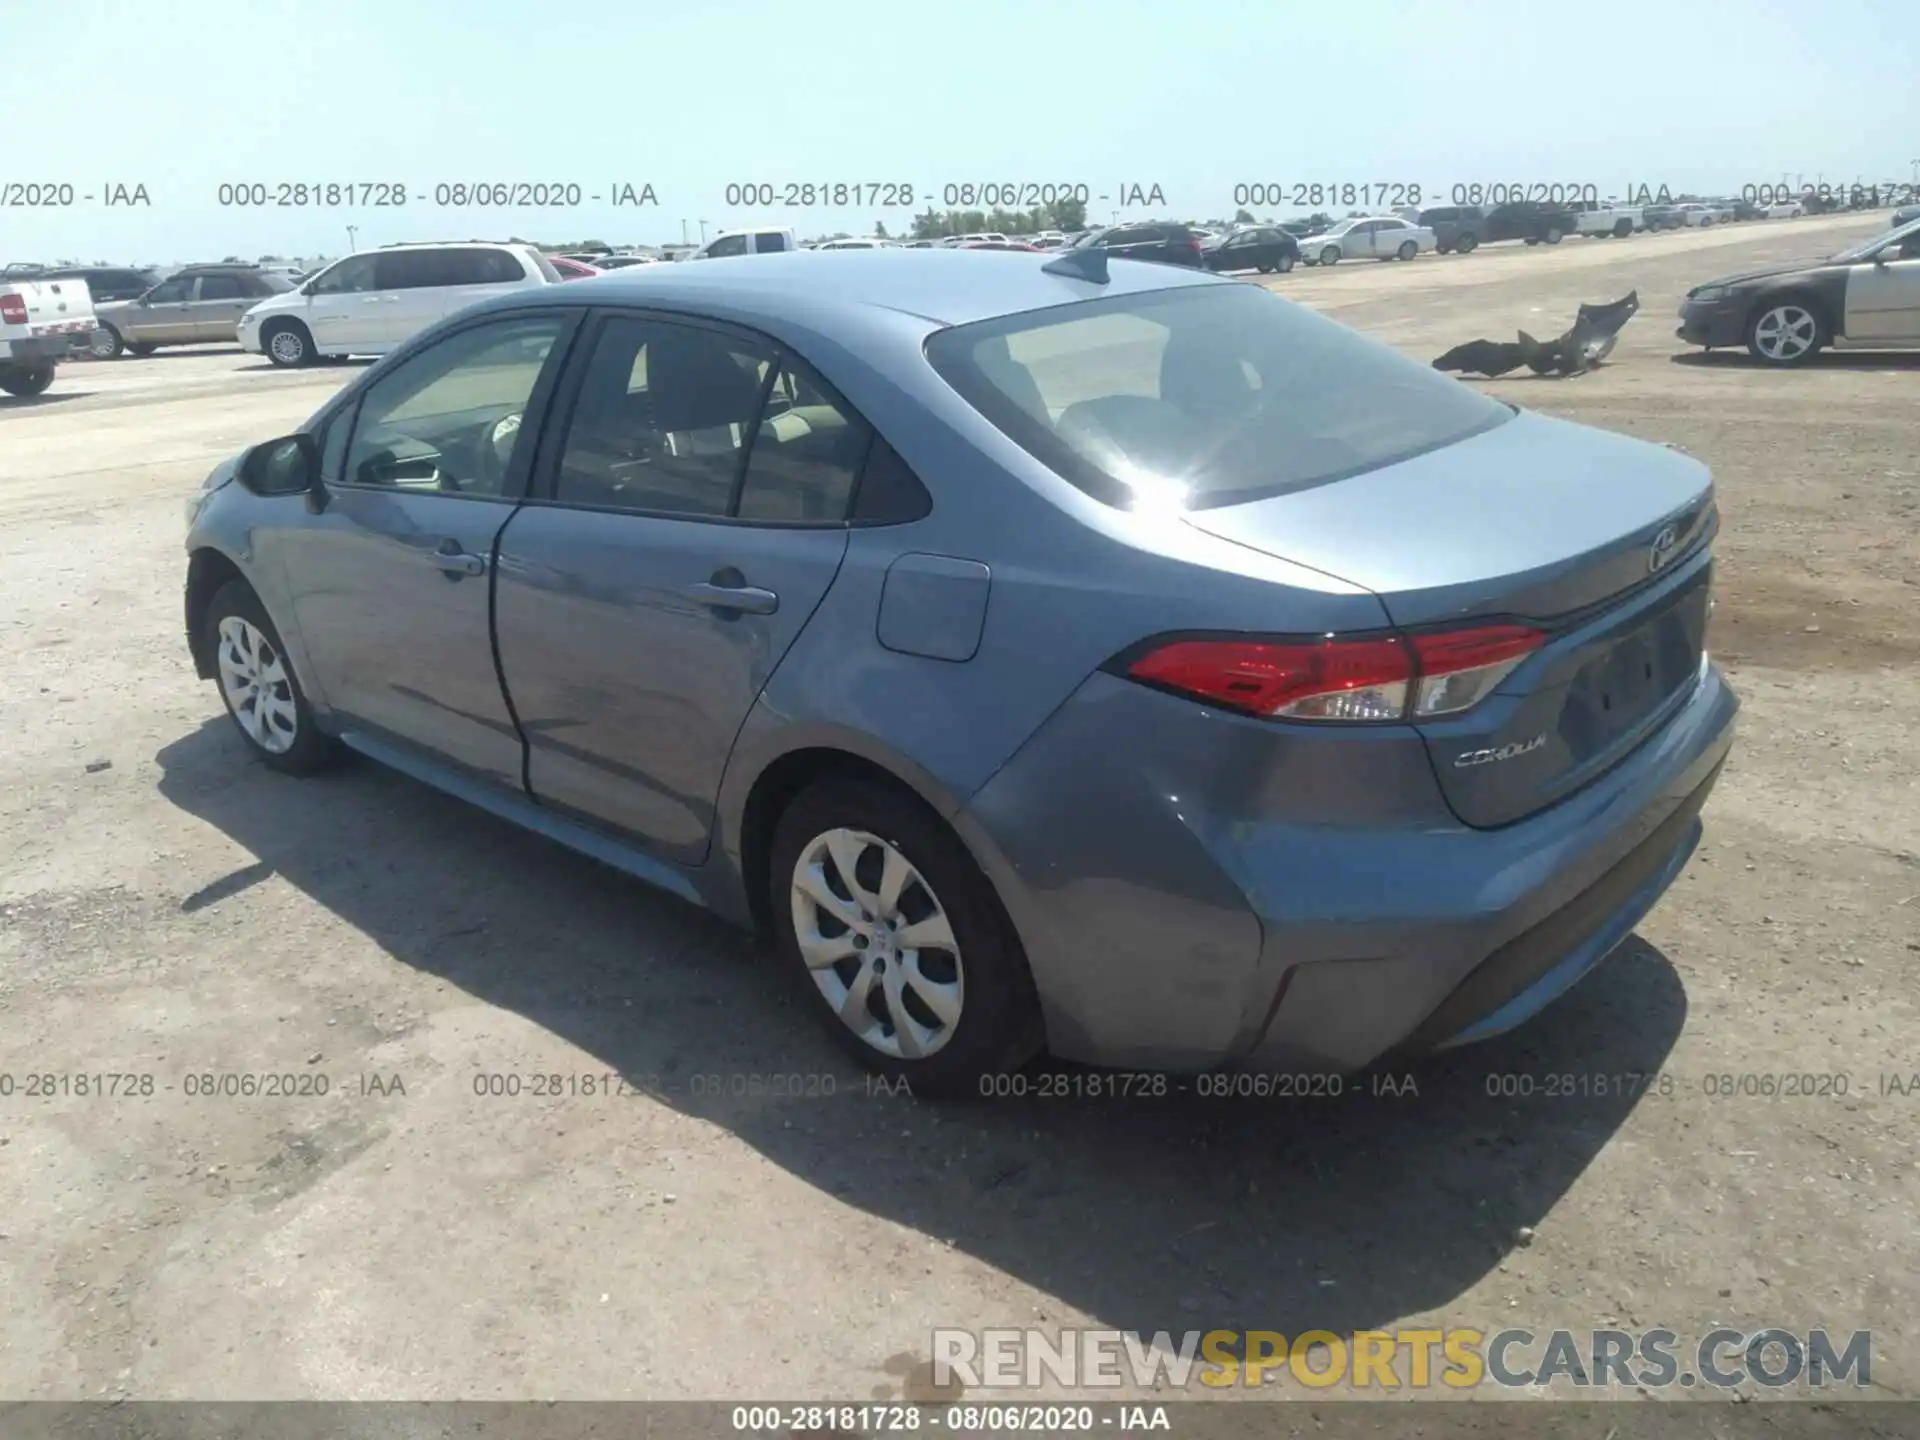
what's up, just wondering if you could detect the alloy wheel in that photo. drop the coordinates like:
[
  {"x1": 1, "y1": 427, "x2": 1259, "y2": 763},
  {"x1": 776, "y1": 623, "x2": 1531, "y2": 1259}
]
[
  {"x1": 216, "y1": 615, "x2": 299, "y2": 754},
  {"x1": 1752, "y1": 305, "x2": 1818, "y2": 362},
  {"x1": 789, "y1": 828, "x2": 964, "y2": 1060},
  {"x1": 269, "y1": 328, "x2": 307, "y2": 365}
]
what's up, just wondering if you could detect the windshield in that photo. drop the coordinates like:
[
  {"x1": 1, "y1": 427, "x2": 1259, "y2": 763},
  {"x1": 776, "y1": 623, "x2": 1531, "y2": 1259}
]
[
  {"x1": 925, "y1": 283, "x2": 1512, "y2": 513},
  {"x1": 1830, "y1": 218, "x2": 1920, "y2": 263}
]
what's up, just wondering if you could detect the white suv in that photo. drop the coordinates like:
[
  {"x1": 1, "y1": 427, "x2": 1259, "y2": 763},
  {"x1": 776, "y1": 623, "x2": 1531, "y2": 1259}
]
[{"x1": 239, "y1": 242, "x2": 558, "y2": 367}]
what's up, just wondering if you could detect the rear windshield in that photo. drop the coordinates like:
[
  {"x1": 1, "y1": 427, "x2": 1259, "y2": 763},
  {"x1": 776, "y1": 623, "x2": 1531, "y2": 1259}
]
[{"x1": 924, "y1": 283, "x2": 1511, "y2": 511}]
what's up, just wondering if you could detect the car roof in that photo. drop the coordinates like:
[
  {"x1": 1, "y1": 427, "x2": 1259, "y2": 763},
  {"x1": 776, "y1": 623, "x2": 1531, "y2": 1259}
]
[{"x1": 475, "y1": 246, "x2": 1228, "y2": 331}]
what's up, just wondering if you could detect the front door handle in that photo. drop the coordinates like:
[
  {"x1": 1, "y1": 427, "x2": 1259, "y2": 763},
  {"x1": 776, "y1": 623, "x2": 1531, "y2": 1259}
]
[
  {"x1": 430, "y1": 543, "x2": 486, "y2": 577},
  {"x1": 684, "y1": 580, "x2": 778, "y2": 616}
]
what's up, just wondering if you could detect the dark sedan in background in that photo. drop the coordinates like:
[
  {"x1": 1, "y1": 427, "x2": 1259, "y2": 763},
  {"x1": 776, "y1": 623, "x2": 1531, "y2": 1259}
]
[
  {"x1": 1677, "y1": 216, "x2": 1920, "y2": 364},
  {"x1": 1201, "y1": 226, "x2": 1300, "y2": 274},
  {"x1": 1068, "y1": 222, "x2": 1205, "y2": 267}
]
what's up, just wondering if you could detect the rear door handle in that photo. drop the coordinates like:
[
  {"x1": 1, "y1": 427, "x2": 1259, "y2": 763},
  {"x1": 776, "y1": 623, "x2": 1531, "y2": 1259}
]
[{"x1": 684, "y1": 580, "x2": 778, "y2": 615}]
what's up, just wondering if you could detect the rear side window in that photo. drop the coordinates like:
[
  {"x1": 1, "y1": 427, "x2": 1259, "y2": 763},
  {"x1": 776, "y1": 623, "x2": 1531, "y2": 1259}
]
[
  {"x1": 372, "y1": 252, "x2": 441, "y2": 289},
  {"x1": 196, "y1": 275, "x2": 245, "y2": 300},
  {"x1": 706, "y1": 234, "x2": 750, "y2": 258},
  {"x1": 753, "y1": 232, "x2": 792, "y2": 252},
  {"x1": 925, "y1": 284, "x2": 1511, "y2": 513},
  {"x1": 735, "y1": 355, "x2": 872, "y2": 522}
]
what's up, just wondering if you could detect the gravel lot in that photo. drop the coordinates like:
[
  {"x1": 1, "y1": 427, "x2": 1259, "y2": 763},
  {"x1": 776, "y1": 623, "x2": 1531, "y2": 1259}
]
[{"x1": 1, "y1": 214, "x2": 1914, "y2": 1404}]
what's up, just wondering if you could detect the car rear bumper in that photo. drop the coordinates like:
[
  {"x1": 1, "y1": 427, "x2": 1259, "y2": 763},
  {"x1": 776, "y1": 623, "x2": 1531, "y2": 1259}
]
[{"x1": 958, "y1": 658, "x2": 1738, "y2": 1073}]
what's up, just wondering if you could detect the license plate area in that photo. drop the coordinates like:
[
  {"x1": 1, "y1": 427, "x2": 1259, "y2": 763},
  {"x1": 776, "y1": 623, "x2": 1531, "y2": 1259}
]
[{"x1": 1558, "y1": 604, "x2": 1704, "y2": 758}]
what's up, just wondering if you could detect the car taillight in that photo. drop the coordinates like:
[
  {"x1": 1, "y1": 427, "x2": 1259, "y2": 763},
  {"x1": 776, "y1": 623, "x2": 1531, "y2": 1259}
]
[
  {"x1": 1125, "y1": 624, "x2": 1546, "y2": 724},
  {"x1": 0, "y1": 294, "x2": 28, "y2": 324}
]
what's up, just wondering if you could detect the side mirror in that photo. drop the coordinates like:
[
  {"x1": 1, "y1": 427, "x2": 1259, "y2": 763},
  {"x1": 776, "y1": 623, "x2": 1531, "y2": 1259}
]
[{"x1": 237, "y1": 433, "x2": 320, "y2": 498}]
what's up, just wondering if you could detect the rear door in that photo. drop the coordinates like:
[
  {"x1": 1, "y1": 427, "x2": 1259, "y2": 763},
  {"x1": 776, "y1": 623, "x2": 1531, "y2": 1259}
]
[
  {"x1": 188, "y1": 273, "x2": 253, "y2": 341},
  {"x1": 369, "y1": 250, "x2": 455, "y2": 347},
  {"x1": 491, "y1": 310, "x2": 866, "y2": 862}
]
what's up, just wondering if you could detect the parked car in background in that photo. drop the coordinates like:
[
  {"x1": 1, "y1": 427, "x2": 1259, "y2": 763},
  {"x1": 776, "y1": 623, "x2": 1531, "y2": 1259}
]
[
  {"x1": 961, "y1": 241, "x2": 1042, "y2": 252},
  {"x1": 1069, "y1": 222, "x2": 1206, "y2": 267},
  {"x1": 34, "y1": 265, "x2": 160, "y2": 304},
  {"x1": 1483, "y1": 200, "x2": 1579, "y2": 246},
  {"x1": 687, "y1": 229, "x2": 798, "y2": 260},
  {"x1": 1201, "y1": 225, "x2": 1300, "y2": 274},
  {"x1": 92, "y1": 265, "x2": 295, "y2": 358},
  {"x1": 1763, "y1": 199, "x2": 1807, "y2": 219},
  {"x1": 550, "y1": 257, "x2": 604, "y2": 280},
  {"x1": 180, "y1": 249, "x2": 1738, "y2": 1093},
  {"x1": 816, "y1": 238, "x2": 901, "y2": 250},
  {"x1": 1676, "y1": 202, "x2": 1734, "y2": 227},
  {"x1": 238, "y1": 242, "x2": 559, "y2": 367},
  {"x1": 1642, "y1": 205, "x2": 1685, "y2": 231},
  {"x1": 0, "y1": 275, "x2": 96, "y2": 396},
  {"x1": 1306, "y1": 216, "x2": 1434, "y2": 265},
  {"x1": 1566, "y1": 200, "x2": 1643, "y2": 238},
  {"x1": 1892, "y1": 203, "x2": 1920, "y2": 227},
  {"x1": 593, "y1": 254, "x2": 659, "y2": 270},
  {"x1": 1418, "y1": 205, "x2": 1486, "y2": 253},
  {"x1": 1677, "y1": 215, "x2": 1920, "y2": 365}
]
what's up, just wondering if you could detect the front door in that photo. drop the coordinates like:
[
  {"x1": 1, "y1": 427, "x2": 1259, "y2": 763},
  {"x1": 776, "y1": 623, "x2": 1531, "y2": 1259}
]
[
  {"x1": 1844, "y1": 236, "x2": 1920, "y2": 342},
  {"x1": 134, "y1": 275, "x2": 195, "y2": 342},
  {"x1": 492, "y1": 312, "x2": 868, "y2": 861},
  {"x1": 302, "y1": 253, "x2": 384, "y2": 352},
  {"x1": 278, "y1": 310, "x2": 579, "y2": 787}
]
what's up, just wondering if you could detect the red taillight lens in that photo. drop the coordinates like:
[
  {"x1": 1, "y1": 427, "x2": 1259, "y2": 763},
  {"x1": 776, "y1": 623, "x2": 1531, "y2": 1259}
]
[
  {"x1": 1126, "y1": 624, "x2": 1546, "y2": 724},
  {"x1": 0, "y1": 294, "x2": 28, "y2": 325}
]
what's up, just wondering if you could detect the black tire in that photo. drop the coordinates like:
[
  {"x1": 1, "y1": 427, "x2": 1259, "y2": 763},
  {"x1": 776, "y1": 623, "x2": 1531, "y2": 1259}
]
[
  {"x1": 1319, "y1": 245, "x2": 1341, "y2": 266},
  {"x1": 1524, "y1": 237, "x2": 1540, "y2": 246},
  {"x1": 261, "y1": 319, "x2": 314, "y2": 368},
  {"x1": 1457, "y1": 232, "x2": 1479, "y2": 253},
  {"x1": 1543, "y1": 225, "x2": 1564, "y2": 244},
  {"x1": 1275, "y1": 252, "x2": 1294, "y2": 273},
  {"x1": 1256, "y1": 261, "x2": 1274, "y2": 274},
  {"x1": 1436, "y1": 242, "x2": 1453, "y2": 254},
  {"x1": 127, "y1": 341, "x2": 158, "y2": 357},
  {"x1": 202, "y1": 579, "x2": 338, "y2": 775},
  {"x1": 768, "y1": 778, "x2": 1043, "y2": 1098},
  {"x1": 1745, "y1": 298, "x2": 1828, "y2": 367},
  {"x1": 1396, "y1": 239, "x2": 1418, "y2": 261},
  {"x1": 0, "y1": 364, "x2": 55, "y2": 397},
  {"x1": 90, "y1": 325, "x2": 125, "y2": 359},
  {"x1": 1614, "y1": 219, "x2": 1634, "y2": 237}
]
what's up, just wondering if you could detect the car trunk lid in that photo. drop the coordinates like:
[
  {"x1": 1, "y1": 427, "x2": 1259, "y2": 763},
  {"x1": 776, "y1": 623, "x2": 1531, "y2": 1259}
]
[{"x1": 1183, "y1": 409, "x2": 1716, "y2": 827}]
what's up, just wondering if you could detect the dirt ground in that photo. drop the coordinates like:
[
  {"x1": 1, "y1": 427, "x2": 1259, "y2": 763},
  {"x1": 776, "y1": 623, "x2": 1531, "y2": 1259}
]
[{"x1": 1, "y1": 214, "x2": 1914, "y2": 1405}]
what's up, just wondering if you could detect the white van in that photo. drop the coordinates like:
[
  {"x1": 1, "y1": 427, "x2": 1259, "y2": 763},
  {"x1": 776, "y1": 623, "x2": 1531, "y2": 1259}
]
[
  {"x1": 238, "y1": 241, "x2": 558, "y2": 367},
  {"x1": 686, "y1": 228, "x2": 799, "y2": 260}
]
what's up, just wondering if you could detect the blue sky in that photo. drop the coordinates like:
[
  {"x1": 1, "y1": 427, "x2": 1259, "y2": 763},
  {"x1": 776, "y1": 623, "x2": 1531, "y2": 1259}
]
[{"x1": 5, "y1": 0, "x2": 1916, "y2": 264}]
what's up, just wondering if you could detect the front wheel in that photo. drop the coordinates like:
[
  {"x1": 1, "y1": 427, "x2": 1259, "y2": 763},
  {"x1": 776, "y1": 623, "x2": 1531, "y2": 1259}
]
[
  {"x1": 127, "y1": 341, "x2": 158, "y2": 357},
  {"x1": 1256, "y1": 261, "x2": 1274, "y2": 274},
  {"x1": 1396, "y1": 240, "x2": 1418, "y2": 261},
  {"x1": 1456, "y1": 232, "x2": 1479, "y2": 253},
  {"x1": 1319, "y1": 245, "x2": 1341, "y2": 266},
  {"x1": 262, "y1": 319, "x2": 314, "y2": 368},
  {"x1": 1543, "y1": 225, "x2": 1564, "y2": 244},
  {"x1": 0, "y1": 364, "x2": 55, "y2": 397},
  {"x1": 1614, "y1": 220, "x2": 1634, "y2": 237},
  {"x1": 204, "y1": 580, "x2": 338, "y2": 774},
  {"x1": 1746, "y1": 300, "x2": 1826, "y2": 366},
  {"x1": 770, "y1": 779, "x2": 1043, "y2": 1097}
]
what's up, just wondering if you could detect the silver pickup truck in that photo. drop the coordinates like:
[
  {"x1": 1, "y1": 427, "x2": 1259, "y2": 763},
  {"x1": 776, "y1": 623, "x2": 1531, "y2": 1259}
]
[{"x1": 0, "y1": 276, "x2": 96, "y2": 397}]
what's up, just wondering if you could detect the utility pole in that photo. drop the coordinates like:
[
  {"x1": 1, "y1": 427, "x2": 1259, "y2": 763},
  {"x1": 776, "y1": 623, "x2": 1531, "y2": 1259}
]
[
  {"x1": 680, "y1": 218, "x2": 689, "y2": 244},
  {"x1": 699, "y1": 219, "x2": 709, "y2": 242},
  {"x1": 346, "y1": 224, "x2": 359, "y2": 253}
]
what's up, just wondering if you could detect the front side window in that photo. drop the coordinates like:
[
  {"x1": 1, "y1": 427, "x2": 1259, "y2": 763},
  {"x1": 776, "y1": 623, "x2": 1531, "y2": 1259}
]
[
  {"x1": 926, "y1": 284, "x2": 1511, "y2": 513},
  {"x1": 310, "y1": 254, "x2": 378, "y2": 295},
  {"x1": 147, "y1": 277, "x2": 192, "y2": 303},
  {"x1": 341, "y1": 315, "x2": 567, "y2": 497}
]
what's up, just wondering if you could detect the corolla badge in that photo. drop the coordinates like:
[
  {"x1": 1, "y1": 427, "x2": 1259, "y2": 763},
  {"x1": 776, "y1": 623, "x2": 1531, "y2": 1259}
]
[
  {"x1": 1648, "y1": 522, "x2": 1682, "y2": 573},
  {"x1": 1454, "y1": 734, "x2": 1546, "y2": 768}
]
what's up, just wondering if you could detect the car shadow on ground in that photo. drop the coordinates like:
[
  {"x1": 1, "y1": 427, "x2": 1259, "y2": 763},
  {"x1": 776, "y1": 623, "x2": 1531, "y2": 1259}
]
[
  {"x1": 156, "y1": 719, "x2": 1688, "y2": 1343},
  {"x1": 1670, "y1": 349, "x2": 1920, "y2": 370},
  {"x1": 0, "y1": 391, "x2": 93, "y2": 408}
]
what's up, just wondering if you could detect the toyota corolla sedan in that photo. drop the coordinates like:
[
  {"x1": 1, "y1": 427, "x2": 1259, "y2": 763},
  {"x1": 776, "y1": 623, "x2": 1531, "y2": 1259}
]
[
  {"x1": 1677, "y1": 215, "x2": 1920, "y2": 364},
  {"x1": 183, "y1": 248, "x2": 1737, "y2": 1094}
]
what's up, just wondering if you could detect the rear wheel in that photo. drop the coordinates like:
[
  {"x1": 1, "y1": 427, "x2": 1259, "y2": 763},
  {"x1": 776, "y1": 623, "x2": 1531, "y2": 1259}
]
[
  {"x1": 769, "y1": 779, "x2": 1043, "y2": 1097},
  {"x1": 1275, "y1": 252, "x2": 1294, "y2": 273},
  {"x1": 203, "y1": 580, "x2": 338, "y2": 774},
  {"x1": 1256, "y1": 261, "x2": 1274, "y2": 274},
  {"x1": 90, "y1": 326, "x2": 125, "y2": 359},
  {"x1": 1614, "y1": 219, "x2": 1634, "y2": 237},
  {"x1": 1457, "y1": 232, "x2": 1479, "y2": 253},
  {"x1": 127, "y1": 341, "x2": 158, "y2": 357},
  {"x1": 0, "y1": 364, "x2": 55, "y2": 397},
  {"x1": 1746, "y1": 300, "x2": 1826, "y2": 366},
  {"x1": 1543, "y1": 225, "x2": 1564, "y2": 244}
]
